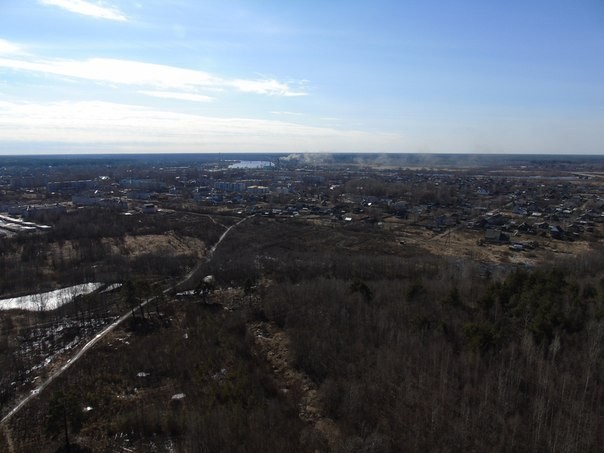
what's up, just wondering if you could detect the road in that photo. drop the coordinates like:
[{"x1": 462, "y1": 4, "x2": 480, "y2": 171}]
[{"x1": 0, "y1": 215, "x2": 250, "y2": 427}]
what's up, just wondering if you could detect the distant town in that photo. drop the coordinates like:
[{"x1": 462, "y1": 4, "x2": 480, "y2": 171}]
[{"x1": 2, "y1": 153, "x2": 604, "y2": 251}]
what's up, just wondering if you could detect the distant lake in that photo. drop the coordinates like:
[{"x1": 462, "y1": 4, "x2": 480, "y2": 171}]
[{"x1": 228, "y1": 160, "x2": 273, "y2": 169}]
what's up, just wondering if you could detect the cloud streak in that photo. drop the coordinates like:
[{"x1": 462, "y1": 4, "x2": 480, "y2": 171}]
[
  {"x1": 0, "y1": 100, "x2": 404, "y2": 153},
  {"x1": 39, "y1": 0, "x2": 127, "y2": 22},
  {"x1": 0, "y1": 39, "x2": 22, "y2": 55},
  {"x1": 232, "y1": 79, "x2": 307, "y2": 97},
  {"x1": 138, "y1": 91, "x2": 214, "y2": 103},
  {"x1": 0, "y1": 53, "x2": 308, "y2": 98}
]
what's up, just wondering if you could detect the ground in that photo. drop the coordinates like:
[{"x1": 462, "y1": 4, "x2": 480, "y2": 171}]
[
  {"x1": 1, "y1": 207, "x2": 603, "y2": 452},
  {"x1": 400, "y1": 225, "x2": 594, "y2": 267},
  {"x1": 107, "y1": 233, "x2": 206, "y2": 259}
]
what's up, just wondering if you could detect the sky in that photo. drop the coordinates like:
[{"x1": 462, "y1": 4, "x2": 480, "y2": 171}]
[{"x1": 0, "y1": 0, "x2": 603, "y2": 155}]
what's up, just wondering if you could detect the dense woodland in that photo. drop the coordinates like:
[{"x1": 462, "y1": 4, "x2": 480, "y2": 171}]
[
  {"x1": 1, "y1": 208, "x2": 604, "y2": 451},
  {"x1": 209, "y1": 218, "x2": 604, "y2": 452}
]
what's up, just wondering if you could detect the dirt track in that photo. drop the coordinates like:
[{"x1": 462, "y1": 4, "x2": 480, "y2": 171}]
[
  {"x1": 249, "y1": 321, "x2": 341, "y2": 449},
  {"x1": 0, "y1": 216, "x2": 250, "y2": 430}
]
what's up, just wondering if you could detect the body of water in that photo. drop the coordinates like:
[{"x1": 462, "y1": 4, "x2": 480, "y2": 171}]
[{"x1": 228, "y1": 160, "x2": 273, "y2": 169}]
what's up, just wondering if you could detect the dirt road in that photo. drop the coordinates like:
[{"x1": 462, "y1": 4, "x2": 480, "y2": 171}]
[{"x1": 0, "y1": 215, "x2": 250, "y2": 428}]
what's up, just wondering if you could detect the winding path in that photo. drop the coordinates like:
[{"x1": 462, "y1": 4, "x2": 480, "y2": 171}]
[{"x1": 0, "y1": 215, "x2": 250, "y2": 428}]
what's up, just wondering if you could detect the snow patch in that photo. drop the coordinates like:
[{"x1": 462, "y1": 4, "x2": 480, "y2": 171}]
[
  {"x1": 100, "y1": 283, "x2": 122, "y2": 294},
  {"x1": 0, "y1": 283, "x2": 104, "y2": 311}
]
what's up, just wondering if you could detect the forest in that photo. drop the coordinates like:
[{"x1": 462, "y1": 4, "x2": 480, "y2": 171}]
[{"x1": 1, "y1": 210, "x2": 602, "y2": 452}]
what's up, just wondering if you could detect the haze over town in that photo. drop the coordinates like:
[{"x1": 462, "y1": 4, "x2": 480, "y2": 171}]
[{"x1": 1, "y1": 0, "x2": 603, "y2": 155}]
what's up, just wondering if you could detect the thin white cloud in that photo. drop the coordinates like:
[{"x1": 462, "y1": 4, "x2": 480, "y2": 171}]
[
  {"x1": 0, "y1": 39, "x2": 22, "y2": 55},
  {"x1": 0, "y1": 100, "x2": 404, "y2": 152},
  {"x1": 0, "y1": 55, "x2": 308, "y2": 97},
  {"x1": 39, "y1": 0, "x2": 127, "y2": 22},
  {"x1": 138, "y1": 90, "x2": 214, "y2": 102},
  {"x1": 0, "y1": 57, "x2": 217, "y2": 89},
  {"x1": 232, "y1": 79, "x2": 307, "y2": 96},
  {"x1": 270, "y1": 111, "x2": 304, "y2": 116}
]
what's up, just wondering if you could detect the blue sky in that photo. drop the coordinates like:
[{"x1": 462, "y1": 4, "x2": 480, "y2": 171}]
[{"x1": 0, "y1": 0, "x2": 603, "y2": 154}]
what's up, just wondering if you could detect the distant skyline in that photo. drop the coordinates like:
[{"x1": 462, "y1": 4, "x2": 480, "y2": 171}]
[{"x1": 0, "y1": 0, "x2": 603, "y2": 155}]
